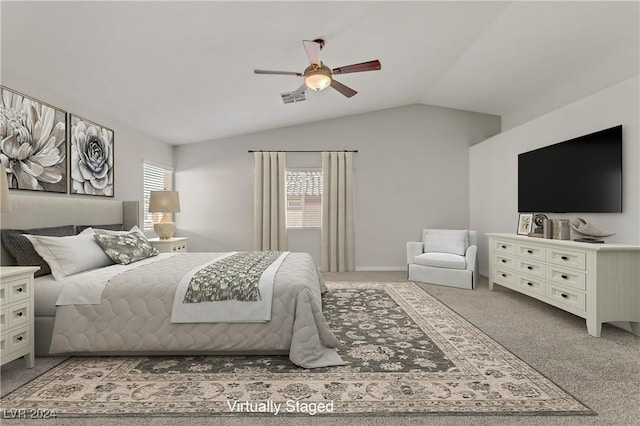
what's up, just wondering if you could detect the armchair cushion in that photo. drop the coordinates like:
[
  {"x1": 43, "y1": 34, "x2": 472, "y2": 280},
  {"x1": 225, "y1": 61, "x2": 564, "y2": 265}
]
[
  {"x1": 423, "y1": 229, "x2": 469, "y2": 256},
  {"x1": 414, "y1": 252, "x2": 467, "y2": 270}
]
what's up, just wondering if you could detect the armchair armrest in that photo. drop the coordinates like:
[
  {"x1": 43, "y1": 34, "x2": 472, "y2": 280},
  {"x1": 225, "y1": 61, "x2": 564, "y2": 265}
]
[
  {"x1": 407, "y1": 241, "x2": 423, "y2": 264},
  {"x1": 465, "y1": 244, "x2": 478, "y2": 271}
]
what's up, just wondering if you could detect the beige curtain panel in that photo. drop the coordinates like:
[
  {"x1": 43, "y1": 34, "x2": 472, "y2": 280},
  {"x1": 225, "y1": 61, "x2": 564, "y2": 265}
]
[
  {"x1": 321, "y1": 151, "x2": 355, "y2": 272},
  {"x1": 253, "y1": 152, "x2": 287, "y2": 251}
]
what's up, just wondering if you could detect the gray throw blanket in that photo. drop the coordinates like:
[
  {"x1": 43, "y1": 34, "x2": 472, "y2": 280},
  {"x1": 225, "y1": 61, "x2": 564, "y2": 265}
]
[{"x1": 183, "y1": 251, "x2": 282, "y2": 302}]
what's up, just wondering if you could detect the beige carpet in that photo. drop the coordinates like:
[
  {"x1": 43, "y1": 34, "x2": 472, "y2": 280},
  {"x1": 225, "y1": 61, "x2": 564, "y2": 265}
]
[{"x1": 2, "y1": 273, "x2": 639, "y2": 425}]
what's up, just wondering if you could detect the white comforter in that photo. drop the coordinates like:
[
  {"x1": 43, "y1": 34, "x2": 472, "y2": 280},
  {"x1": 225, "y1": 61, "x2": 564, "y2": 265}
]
[{"x1": 49, "y1": 252, "x2": 344, "y2": 368}]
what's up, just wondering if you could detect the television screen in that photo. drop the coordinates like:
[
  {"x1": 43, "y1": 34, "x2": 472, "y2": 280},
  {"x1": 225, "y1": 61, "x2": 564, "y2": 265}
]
[{"x1": 518, "y1": 125, "x2": 622, "y2": 213}]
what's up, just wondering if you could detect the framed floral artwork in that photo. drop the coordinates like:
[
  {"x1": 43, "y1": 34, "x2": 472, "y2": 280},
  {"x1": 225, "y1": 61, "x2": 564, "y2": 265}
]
[
  {"x1": 517, "y1": 213, "x2": 534, "y2": 235},
  {"x1": 0, "y1": 86, "x2": 67, "y2": 193},
  {"x1": 70, "y1": 114, "x2": 114, "y2": 197}
]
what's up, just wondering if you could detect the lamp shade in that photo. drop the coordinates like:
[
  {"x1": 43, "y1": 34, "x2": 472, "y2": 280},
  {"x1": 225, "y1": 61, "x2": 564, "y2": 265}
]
[
  {"x1": 1, "y1": 172, "x2": 11, "y2": 213},
  {"x1": 148, "y1": 191, "x2": 180, "y2": 213}
]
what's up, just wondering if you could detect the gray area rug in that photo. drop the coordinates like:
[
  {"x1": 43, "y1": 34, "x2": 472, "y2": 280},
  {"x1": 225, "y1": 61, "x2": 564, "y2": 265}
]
[{"x1": 0, "y1": 282, "x2": 594, "y2": 417}]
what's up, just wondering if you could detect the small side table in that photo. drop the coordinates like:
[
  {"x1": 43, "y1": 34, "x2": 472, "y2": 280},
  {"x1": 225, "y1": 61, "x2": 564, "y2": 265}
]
[
  {"x1": 1, "y1": 266, "x2": 39, "y2": 368},
  {"x1": 148, "y1": 237, "x2": 188, "y2": 253}
]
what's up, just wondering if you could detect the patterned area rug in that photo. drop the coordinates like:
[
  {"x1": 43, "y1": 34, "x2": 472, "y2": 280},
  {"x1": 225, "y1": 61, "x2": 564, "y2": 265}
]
[{"x1": 1, "y1": 282, "x2": 594, "y2": 417}]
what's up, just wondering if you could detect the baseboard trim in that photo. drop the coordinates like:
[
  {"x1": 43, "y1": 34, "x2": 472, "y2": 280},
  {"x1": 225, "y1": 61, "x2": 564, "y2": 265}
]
[{"x1": 355, "y1": 266, "x2": 407, "y2": 272}]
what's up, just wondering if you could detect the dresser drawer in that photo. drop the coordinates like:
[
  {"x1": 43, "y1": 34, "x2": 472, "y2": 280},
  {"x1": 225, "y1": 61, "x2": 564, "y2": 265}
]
[
  {"x1": 546, "y1": 284, "x2": 586, "y2": 312},
  {"x1": 517, "y1": 276, "x2": 546, "y2": 296},
  {"x1": 493, "y1": 240, "x2": 515, "y2": 254},
  {"x1": 493, "y1": 267, "x2": 516, "y2": 286},
  {"x1": 517, "y1": 259, "x2": 546, "y2": 279},
  {"x1": 546, "y1": 248, "x2": 586, "y2": 270},
  {"x1": 6, "y1": 301, "x2": 30, "y2": 330},
  {"x1": 547, "y1": 266, "x2": 586, "y2": 291},
  {"x1": 516, "y1": 243, "x2": 546, "y2": 261},
  {"x1": 494, "y1": 254, "x2": 516, "y2": 269}
]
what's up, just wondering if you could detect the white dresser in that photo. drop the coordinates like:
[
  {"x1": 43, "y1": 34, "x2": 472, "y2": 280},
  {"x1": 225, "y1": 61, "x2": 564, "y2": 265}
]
[
  {"x1": 487, "y1": 233, "x2": 640, "y2": 337},
  {"x1": 1, "y1": 266, "x2": 39, "y2": 368}
]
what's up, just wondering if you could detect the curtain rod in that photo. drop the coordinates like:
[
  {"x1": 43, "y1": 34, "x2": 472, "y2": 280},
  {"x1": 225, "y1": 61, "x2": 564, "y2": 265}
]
[{"x1": 248, "y1": 150, "x2": 358, "y2": 153}]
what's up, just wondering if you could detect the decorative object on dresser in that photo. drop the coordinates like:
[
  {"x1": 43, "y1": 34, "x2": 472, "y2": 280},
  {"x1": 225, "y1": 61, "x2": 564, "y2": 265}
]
[
  {"x1": 147, "y1": 237, "x2": 187, "y2": 253},
  {"x1": 1, "y1": 266, "x2": 39, "y2": 368},
  {"x1": 528, "y1": 213, "x2": 547, "y2": 238},
  {"x1": 0, "y1": 86, "x2": 67, "y2": 193},
  {"x1": 148, "y1": 190, "x2": 180, "y2": 239},
  {"x1": 70, "y1": 114, "x2": 114, "y2": 196},
  {"x1": 487, "y1": 233, "x2": 640, "y2": 337},
  {"x1": 407, "y1": 229, "x2": 478, "y2": 289},
  {"x1": 517, "y1": 213, "x2": 533, "y2": 235},
  {"x1": 570, "y1": 218, "x2": 615, "y2": 244}
]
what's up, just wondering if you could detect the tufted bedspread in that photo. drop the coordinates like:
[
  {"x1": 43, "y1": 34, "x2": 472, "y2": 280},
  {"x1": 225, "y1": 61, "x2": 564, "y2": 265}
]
[{"x1": 49, "y1": 252, "x2": 344, "y2": 368}]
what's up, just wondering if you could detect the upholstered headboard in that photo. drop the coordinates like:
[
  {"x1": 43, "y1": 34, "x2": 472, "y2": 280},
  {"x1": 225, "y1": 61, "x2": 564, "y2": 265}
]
[{"x1": 0, "y1": 194, "x2": 139, "y2": 266}]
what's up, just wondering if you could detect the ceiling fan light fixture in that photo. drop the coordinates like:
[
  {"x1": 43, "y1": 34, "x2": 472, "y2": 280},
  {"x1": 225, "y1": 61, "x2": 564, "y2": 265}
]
[{"x1": 304, "y1": 64, "x2": 332, "y2": 91}]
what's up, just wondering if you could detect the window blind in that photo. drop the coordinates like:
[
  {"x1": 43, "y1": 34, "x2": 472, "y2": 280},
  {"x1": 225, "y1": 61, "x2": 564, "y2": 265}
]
[
  {"x1": 143, "y1": 163, "x2": 173, "y2": 229},
  {"x1": 286, "y1": 169, "x2": 322, "y2": 228}
]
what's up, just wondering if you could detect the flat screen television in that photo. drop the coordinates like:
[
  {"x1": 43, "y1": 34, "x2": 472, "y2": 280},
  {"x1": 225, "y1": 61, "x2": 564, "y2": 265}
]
[{"x1": 518, "y1": 125, "x2": 622, "y2": 213}]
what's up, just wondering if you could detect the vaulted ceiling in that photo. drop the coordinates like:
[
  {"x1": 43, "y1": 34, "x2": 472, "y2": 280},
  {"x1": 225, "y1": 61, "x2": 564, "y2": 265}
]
[{"x1": 2, "y1": 1, "x2": 638, "y2": 145}]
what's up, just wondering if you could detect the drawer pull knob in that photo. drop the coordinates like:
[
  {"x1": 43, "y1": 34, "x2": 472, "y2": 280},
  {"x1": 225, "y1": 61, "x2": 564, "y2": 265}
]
[
  {"x1": 527, "y1": 250, "x2": 533, "y2": 254},
  {"x1": 527, "y1": 266, "x2": 533, "y2": 270},
  {"x1": 561, "y1": 275, "x2": 569, "y2": 280},
  {"x1": 17, "y1": 288, "x2": 23, "y2": 293},
  {"x1": 501, "y1": 273, "x2": 507, "y2": 278},
  {"x1": 17, "y1": 312, "x2": 23, "y2": 317},
  {"x1": 17, "y1": 336, "x2": 23, "y2": 341},
  {"x1": 501, "y1": 245, "x2": 507, "y2": 249},
  {"x1": 527, "y1": 282, "x2": 533, "y2": 287},
  {"x1": 561, "y1": 293, "x2": 568, "y2": 299},
  {"x1": 501, "y1": 259, "x2": 507, "y2": 263},
  {"x1": 561, "y1": 256, "x2": 569, "y2": 261}
]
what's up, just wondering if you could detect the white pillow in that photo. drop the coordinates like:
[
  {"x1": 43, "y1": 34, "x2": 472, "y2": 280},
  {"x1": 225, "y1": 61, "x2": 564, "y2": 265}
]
[
  {"x1": 91, "y1": 225, "x2": 146, "y2": 237},
  {"x1": 423, "y1": 230, "x2": 469, "y2": 256},
  {"x1": 24, "y1": 228, "x2": 113, "y2": 281}
]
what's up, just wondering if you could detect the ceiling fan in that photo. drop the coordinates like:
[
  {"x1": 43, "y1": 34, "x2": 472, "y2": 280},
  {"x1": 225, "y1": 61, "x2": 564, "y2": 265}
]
[{"x1": 254, "y1": 39, "x2": 381, "y2": 99}]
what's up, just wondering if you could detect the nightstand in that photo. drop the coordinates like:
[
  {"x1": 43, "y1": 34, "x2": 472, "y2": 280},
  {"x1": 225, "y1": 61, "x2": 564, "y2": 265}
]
[
  {"x1": 1, "y1": 266, "x2": 39, "y2": 368},
  {"x1": 148, "y1": 237, "x2": 188, "y2": 253}
]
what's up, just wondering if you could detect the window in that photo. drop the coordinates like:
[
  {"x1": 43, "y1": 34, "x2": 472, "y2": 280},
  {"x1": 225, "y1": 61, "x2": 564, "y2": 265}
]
[
  {"x1": 286, "y1": 169, "x2": 322, "y2": 228},
  {"x1": 143, "y1": 162, "x2": 173, "y2": 230}
]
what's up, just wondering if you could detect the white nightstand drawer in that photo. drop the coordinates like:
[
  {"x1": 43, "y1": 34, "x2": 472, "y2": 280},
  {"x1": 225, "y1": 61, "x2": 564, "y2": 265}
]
[
  {"x1": 2, "y1": 277, "x2": 31, "y2": 303},
  {"x1": 6, "y1": 325, "x2": 30, "y2": 355}
]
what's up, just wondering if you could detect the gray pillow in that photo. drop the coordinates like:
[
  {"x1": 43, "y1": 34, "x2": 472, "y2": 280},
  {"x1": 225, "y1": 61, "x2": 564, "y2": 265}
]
[
  {"x1": 76, "y1": 224, "x2": 123, "y2": 234},
  {"x1": 94, "y1": 233, "x2": 159, "y2": 265},
  {"x1": 1, "y1": 225, "x2": 75, "y2": 277}
]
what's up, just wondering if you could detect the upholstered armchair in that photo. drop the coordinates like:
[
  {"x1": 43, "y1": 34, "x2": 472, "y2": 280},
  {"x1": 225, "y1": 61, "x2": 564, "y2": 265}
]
[{"x1": 406, "y1": 229, "x2": 478, "y2": 289}]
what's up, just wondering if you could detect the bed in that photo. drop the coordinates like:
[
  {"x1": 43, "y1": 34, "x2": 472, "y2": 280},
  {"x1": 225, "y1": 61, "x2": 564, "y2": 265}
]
[{"x1": 1, "y1": 196, "x2": 343, "y2": 368}]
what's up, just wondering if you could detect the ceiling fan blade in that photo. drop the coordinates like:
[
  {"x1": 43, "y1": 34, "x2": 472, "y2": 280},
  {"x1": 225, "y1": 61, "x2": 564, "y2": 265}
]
[
  {"x1": 302, "y1": 40, "x2": 322, "y2": 66},
  {"x1": 254, "y1": 69, "x2": 302, "y2": 76},
  {"x1": 330, "y1": 79, "x2": 357, "y2": 98},
  {"x1": 332, "y1": 60, "x2": 381, "y2": 75}
]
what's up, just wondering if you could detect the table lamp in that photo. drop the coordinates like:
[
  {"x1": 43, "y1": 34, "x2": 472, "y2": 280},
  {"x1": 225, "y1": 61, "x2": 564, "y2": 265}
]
[{"x1": 148, "y1": 190, "x2": 180, "y2": 239}]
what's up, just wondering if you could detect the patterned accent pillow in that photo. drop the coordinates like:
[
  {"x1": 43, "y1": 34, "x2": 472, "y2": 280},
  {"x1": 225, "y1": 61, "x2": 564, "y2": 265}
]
[
  {"x1": 1, "y1": 225, "x2": 75, "y2": 277},
  {"x1": 94, "y1": 233, "x2": 159, "y2": 265}
]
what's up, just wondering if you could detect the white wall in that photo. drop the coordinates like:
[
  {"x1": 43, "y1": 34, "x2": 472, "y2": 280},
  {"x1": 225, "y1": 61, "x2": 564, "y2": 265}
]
[
  {"x1": 0, "y1": 79, "x2": 174, "y2": 227},
  {"x1": 470, "y1": 76, "x2": 640, "y2": 276},
  {"x1": 174, "y1": 104, "x2": 500, "y2": 269}
]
